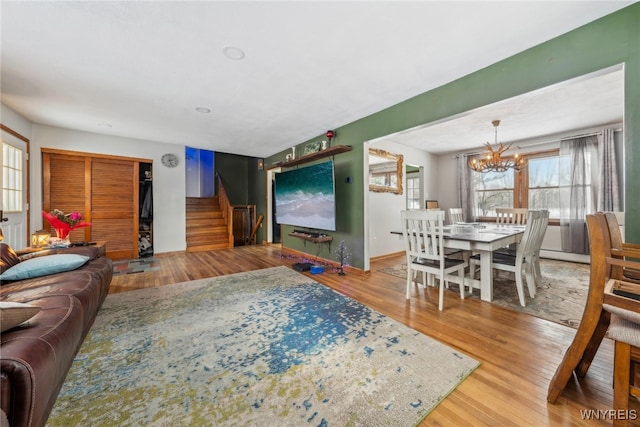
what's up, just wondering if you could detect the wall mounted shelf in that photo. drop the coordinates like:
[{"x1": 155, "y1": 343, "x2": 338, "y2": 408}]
[
  {"x1": 288, "y1": 232, "x2": 333, "y2": 244},
  {"x1": 271, "y1": 145, "x2": 352, "y2": 169}
]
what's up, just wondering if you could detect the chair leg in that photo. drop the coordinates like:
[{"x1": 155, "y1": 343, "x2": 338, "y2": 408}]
[
  {"x1": 458, "y1": 267, "x2": 466, "y2": 300},
  {"x1": 525, "y1": 262, "x2": 536, "y2": 299},
  {"x1": 514, "y1": 261, "x2": 526, "y2": 307},
  {"x1": 406, "y1": 266, "x2": 412, "y2": 299},
  {"x1": 534, "y1": 254, "x2": 542, "y2": 286},
  {"x1": 438, "y1": 273, "x2": 445, "y2": 311},
  {"x1": 547, "y1": 308, "x2": 610, "y2": 403},
  {"x1": 613, "y1": 340, "x2": 631, "y2": 427}
]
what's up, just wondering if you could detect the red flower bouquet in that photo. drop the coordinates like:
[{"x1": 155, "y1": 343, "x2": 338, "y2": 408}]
[{"x1": 43, "y1": 209, "x2": 91, "y2": 240}]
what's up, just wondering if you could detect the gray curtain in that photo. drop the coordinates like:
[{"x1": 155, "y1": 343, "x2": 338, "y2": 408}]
[
  {"x1": 457, "y1": 155, "x2": 474, "y2": 222},
  {"x1": 598, "y1": 128, "x2": 620, "y2": 211},
  {"x1": 560, "y1": 136, "x2": 599, "y2": 254}
]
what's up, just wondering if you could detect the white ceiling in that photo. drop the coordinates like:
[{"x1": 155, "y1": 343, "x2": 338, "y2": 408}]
[{"x1": 0, "y1": 1, "x2": 632, "y2": 158}]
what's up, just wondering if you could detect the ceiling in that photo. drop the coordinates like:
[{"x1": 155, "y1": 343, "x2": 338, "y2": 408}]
[
  {"x1": 376, "y1": 66, "x2": 624, "y2": 154},
  {"x1": 0, "y1": 1, "x2": 632, "y2": 158}
]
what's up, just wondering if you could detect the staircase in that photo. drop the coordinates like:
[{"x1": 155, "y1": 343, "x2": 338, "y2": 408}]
[{"x1": 186, "y1": 197, "x2": 233, "y2": 252}]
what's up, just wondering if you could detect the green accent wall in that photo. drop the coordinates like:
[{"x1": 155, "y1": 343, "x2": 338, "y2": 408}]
[{"x1": 265, "y1": 4, "x2": 640, "y2": 270}]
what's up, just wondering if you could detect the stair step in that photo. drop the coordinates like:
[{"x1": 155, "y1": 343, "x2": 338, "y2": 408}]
[
  {"x1": 187, "y1": 243, "x2": 232, "y2": 252},
  {"x1": 187, "y1": 218, "x2": 226, "y2": 228},
  {"x1": 187, "y1": 226, "x2": 227, "y2": 235}
]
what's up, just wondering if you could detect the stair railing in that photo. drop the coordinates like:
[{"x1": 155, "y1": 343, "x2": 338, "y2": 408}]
[{"x1": 215, "y1": 172, "x2": 234, "y2": 248}]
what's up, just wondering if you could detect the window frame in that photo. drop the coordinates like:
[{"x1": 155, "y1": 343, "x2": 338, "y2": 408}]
[
  {"x1": 2, "y1": 141, "x2": 24, "y2": 213},
  {"x1": 472, "y1": 149, "x2": 561, "y2": 224}
]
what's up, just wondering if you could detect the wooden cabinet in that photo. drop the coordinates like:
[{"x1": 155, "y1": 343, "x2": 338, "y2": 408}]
[{"x1": 42, "y1": 149, "x2": 152, "y2": 260}]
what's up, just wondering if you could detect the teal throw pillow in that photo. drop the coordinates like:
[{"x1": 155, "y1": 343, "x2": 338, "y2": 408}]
[{"x1": 0, "y1": 254, "x2": 90, "y2": 281}]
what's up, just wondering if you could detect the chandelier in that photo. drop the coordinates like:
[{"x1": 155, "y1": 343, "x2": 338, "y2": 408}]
[{"x1": 467, "y1": 120, "x2": 525, "y2": 173}]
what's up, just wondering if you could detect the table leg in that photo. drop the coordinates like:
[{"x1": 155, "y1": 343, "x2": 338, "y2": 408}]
[{"x1": 480, "y1": 250, "x2": 493, "y2": 301}]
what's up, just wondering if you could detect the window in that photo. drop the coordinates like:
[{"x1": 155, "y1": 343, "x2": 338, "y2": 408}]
[
  {"x1": 472, "y1": 168, "x2": 514, "y2": 218},
  {"x1": 472, "y1": 150, "x2": 581, "y2": 220},
  {"x1": 2, "y1": 142, "x2": 23, "y2": 212},
  {"x1": 406, "y1": 175, "x2": 420, "y2": 209}
]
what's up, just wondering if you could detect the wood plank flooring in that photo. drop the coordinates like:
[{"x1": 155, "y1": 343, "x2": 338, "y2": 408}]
[{"x1": 108, "y1": 245, "x2": 640, "y2": 426}]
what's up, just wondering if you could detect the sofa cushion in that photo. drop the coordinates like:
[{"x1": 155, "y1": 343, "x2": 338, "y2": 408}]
[
  {"x1": 0, "y1": 243, "x2": 21, "y2": 275},
  {"x1": 0, "y1": 254, "x2": 90, "y2": 281},
  {"x1": 0, "y1": 301, "x2": 41, "y2": 332}
]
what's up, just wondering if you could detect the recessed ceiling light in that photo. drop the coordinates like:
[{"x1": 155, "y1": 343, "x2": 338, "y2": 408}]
[
  {"x1": 223, "y1": 46, "x2": 245, "y2": 60},
  {"x1": 195, "y1": 107, "x2": 211, "y2": 113}
]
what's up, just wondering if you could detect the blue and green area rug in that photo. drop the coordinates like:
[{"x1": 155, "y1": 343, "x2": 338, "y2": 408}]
[{"x1": 48, "y1": 266, "x2": 479, "y2": 426}]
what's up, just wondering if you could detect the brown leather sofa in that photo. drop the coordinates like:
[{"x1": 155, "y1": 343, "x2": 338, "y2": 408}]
[{"x1": 1, "y1": 244, "x2": 113, "y2": 427}]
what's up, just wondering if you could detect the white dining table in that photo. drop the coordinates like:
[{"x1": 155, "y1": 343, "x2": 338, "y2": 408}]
[{"x1": 392, "y1": 223, "x2": 525, "y2": 302}]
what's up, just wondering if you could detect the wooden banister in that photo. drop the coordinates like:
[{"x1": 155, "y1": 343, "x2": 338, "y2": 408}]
[{"x1": 216, "y1": 172, "x2": 234, "y2": 248}]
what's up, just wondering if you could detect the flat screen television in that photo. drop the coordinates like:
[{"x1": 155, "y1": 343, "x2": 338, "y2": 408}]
[{"x1": 274, "y1": 160, "x2": 336, "y2": 231}]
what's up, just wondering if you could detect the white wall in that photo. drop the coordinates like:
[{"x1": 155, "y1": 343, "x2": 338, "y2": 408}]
[
  {"x1": 368, "y1": 140, "x2": 439, "y2": 258},
  {"x1": 1, "y1": 104, "x2": 33, "y2": 140},
  {"x1": 31, "y1": 124, "x2": 187, "y2": 254}
]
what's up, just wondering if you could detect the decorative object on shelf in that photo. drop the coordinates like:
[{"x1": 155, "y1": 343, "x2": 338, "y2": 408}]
[
  {"x1": 31, "y1": 230, "x2": 51, "y2": 248},
  {"x1": 291, "y1": 147, "x2": 296, "y2": 160},
  {"x1": 303, "y1": 141, "x2": 321, "y2": 155},
  {"x1": 334, "y1": 240, "x2": 350, "y2": 276},
  {"x1": 321, "y1": 140, "x2": 328, "y2": 151},
  {"x1": 161, "y1": 153, "x2": 179, "y2": 168},
  {"x1": 42, "y1": 210, "x2": 91, "y2": 245},
  {"x1": 325, "y1": 130, "x2": 336, "y2": 147},
  {"x1": 285, "y1": 153, "x2": 293, "y2": 162},
  {"x1": 468, "y1": 120, "x2": 525, "y2": 173}
]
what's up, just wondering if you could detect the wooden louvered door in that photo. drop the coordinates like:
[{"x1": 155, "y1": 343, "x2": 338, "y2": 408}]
[
  {"x1": 43, "y1": 152, "x2": 91, "y2": 243},
  {"x1": 90, "y1": 158, "x2": 139, "y2": 260},
  {"x1": 43, "y1": 149, "x2": 148, "y2": 260}
]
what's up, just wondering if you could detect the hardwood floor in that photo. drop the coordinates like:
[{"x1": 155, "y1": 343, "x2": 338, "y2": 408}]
[{"x1": 109, "y1": 245, "x2": 639, "y2": 426}]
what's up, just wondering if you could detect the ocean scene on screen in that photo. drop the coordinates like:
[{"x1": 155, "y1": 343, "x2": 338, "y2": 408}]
[{"x1": 275, "y1": 161, "x2": 336, "y2": 231}]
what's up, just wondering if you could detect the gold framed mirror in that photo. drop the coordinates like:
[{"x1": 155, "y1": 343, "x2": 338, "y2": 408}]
[{"x1": 368, "y1": 148, "x2": 403, "y2": 194}]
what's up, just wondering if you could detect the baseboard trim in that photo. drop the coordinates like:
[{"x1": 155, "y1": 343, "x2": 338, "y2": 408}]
[
  {"x1": 540, "y1": 250, "x2": 589, "y2": 264},
  {"x1": 370, "y1": 251, "x2": 405, "y2": 262}
]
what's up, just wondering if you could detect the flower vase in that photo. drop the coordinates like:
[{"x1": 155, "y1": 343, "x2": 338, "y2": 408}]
[
  {"x1": 56, "y1": 227, "x2": 70, "y2": 239},
  {"x1": 50, "y1": 227, "x2": 71, "y2": 247}
]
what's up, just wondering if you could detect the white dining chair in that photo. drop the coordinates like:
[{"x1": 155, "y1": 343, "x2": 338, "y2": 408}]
[
  {"x1": 401, "y1": 209, "x2": 468, "y2": 311},
  {"x1": 449, "y1": 208, "x2": 464, "y2": 224},
  {"x1": 496, "y1": 208, "x2": 528, "y2": 225},
  {"x1": 494, "y1": 210, "x2": 549, "y2": 292},
  {"x1": 471, "y1": 210, "x2": 545, "y2": 306}
]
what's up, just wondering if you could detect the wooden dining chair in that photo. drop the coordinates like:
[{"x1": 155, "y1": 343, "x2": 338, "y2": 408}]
[
  {"x1": 496, "y1": 208, "x2": 528, "y2": 225},
  {"x1": 547, "y1": 212, "x2": 640, "y2": 405},
  {"x1": 547, "y1": 212, "x2": 612, "y2": 403},
  {"x1": 603, "y1": 278, "x2": 640, "y2": 427},
  {"x1": 401, "y1": 209, "x2": 468, "y2": 311},
  {"x1": 605, "y1": 212, "x2": 640, "y2": 284},
  {"x1": 449, "y1": 208, "x2": 464, "y2": 224}
]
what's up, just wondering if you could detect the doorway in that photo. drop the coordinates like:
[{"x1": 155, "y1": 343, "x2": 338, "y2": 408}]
[{"x1": 1, "y1": 125, "x2": 29, "y2": 249}]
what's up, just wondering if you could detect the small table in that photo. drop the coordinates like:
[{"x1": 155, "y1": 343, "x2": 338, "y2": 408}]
[{"x1": 392, "y1": 224, "x2": 525, "y2": 302}]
